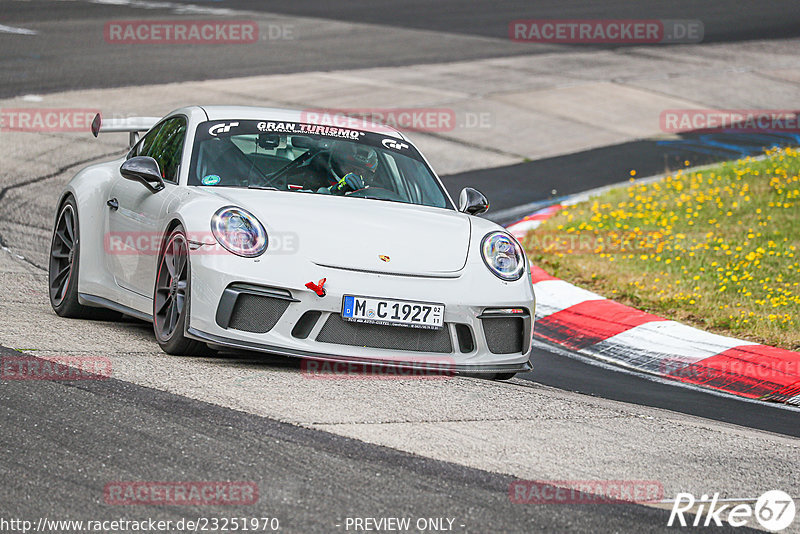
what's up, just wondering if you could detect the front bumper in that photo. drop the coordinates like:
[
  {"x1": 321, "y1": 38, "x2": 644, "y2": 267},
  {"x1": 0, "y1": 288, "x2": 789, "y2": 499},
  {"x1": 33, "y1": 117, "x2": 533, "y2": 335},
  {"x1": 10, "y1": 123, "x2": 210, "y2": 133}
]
[
  {"x1": 187, "y1": 327, "x2": 532, "y2": 375},
  {"x1": 186, "y1": 248, "x2": 536, "y2": 373}
]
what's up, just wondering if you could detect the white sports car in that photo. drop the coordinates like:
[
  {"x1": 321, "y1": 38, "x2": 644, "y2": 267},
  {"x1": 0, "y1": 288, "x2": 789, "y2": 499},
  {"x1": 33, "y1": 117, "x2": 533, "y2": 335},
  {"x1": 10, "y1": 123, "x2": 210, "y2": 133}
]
[{"x1": 48, "y1": 106, "x2": 534, "y2": 378}]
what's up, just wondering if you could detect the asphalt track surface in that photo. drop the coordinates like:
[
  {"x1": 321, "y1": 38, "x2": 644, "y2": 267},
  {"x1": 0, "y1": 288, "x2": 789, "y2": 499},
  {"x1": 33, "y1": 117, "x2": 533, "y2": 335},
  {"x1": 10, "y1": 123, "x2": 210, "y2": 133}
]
[
  {"x1": 1, "y1": 2, "x2": 799, "y2": 532},
  {"x1": 530, "y1": 343, "x2": 800, "y2": 438},
  {"x1": 1, "y1": 345, "x2": 713, "y2": 534},
  {"x1": 2, "y1": 0, "x2": 800, "y2": 97},
  {"x1": 191, "y1": 0, "x2": 800, "y2": 43},
  {"x1": 0, "y1": 0, "x2": 796, "y2": 435}
]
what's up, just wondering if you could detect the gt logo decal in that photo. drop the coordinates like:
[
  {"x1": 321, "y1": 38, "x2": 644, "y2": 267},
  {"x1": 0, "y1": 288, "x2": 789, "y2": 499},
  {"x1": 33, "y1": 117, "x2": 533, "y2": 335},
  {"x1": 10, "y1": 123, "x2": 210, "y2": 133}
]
[
  {"x1": 379, "y1": 255, "x2": 390, "y2": 262},
  {"x1": 382, "y1": 138, "x2": 409, "y2": 151},
  {"x1": 209, "y1": 122, "x2": 239, "y2": 136}
]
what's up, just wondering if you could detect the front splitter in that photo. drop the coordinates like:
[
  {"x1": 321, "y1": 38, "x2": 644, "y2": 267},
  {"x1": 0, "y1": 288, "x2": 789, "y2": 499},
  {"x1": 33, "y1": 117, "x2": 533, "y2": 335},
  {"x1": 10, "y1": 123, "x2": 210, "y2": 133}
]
[{"x1": 186, "y1": 327, "x2": 532, "y2": 376}]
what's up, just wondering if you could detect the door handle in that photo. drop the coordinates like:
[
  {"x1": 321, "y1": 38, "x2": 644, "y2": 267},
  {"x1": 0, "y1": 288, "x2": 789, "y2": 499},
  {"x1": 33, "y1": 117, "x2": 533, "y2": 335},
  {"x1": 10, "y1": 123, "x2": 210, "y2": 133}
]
[{"x1": 107, "y1": 198, "x2": 119, "y2": 210}]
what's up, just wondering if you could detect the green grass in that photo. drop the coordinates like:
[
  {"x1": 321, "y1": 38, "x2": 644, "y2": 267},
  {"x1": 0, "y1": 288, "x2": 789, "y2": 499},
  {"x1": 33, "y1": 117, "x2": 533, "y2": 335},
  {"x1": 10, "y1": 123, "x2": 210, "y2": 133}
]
[{"x1": 522, "y1": 148, "x2": 800, "y2": 350}]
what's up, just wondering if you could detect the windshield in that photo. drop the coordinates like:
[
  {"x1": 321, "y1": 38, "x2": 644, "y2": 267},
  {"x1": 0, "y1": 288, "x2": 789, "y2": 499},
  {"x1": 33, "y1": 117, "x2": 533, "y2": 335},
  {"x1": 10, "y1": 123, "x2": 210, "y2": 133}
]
[{"x1": 189, "y1": 120, "x2": 452, "y2": 209}]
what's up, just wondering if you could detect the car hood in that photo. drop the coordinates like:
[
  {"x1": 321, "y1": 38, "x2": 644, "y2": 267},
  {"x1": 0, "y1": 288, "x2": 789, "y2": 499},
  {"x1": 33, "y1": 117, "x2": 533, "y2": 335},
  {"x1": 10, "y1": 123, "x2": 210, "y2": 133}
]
[{"x1": 201, "y1": 188, "x2": 471, "y2": 276}]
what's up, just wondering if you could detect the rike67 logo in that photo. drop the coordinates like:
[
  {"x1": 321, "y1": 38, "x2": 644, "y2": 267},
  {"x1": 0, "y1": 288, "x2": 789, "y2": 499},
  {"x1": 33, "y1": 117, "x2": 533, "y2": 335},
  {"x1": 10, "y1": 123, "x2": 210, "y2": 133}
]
[{"x1": 668, "y1": 490, "x2": 796, "y2": 531}]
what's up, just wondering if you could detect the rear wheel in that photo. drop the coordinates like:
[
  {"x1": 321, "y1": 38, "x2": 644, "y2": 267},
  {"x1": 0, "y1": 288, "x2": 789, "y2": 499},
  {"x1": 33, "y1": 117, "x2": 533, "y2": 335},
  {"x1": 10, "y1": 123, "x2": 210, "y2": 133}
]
[
  {"x1": 153, "y1": 225, "x2": 209, "y2": 355},
  {"x1": 49, "y1": 197, "x2": 120, "y2": 320}
]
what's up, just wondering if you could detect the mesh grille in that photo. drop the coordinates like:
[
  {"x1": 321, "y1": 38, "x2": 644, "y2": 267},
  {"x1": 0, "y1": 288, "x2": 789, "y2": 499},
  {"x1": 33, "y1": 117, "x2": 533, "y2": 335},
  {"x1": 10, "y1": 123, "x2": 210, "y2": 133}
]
[
  {"x1": 483, "y1": 317, "x2": 524, "y2": 354},
  {"x1": 228, "y1": 294, "x2": 290, "y2": 333},
  {"x1": 316, "y1": 314, "x2": 452, "y2": 353}
]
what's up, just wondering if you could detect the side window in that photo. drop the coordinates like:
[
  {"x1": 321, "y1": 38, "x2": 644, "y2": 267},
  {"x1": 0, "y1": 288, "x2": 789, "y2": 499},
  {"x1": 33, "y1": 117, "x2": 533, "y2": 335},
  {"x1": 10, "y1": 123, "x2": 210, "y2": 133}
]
[{"x1": 132, "y1": 117, "x2": 187, "y2": 183}]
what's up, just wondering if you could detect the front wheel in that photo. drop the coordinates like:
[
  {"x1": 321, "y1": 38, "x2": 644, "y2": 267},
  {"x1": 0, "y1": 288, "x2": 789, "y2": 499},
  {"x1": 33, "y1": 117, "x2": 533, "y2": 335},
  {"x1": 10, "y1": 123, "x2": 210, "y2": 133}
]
[{"x1": 153, "y1": 226, "x2": 208, "y2": 356}]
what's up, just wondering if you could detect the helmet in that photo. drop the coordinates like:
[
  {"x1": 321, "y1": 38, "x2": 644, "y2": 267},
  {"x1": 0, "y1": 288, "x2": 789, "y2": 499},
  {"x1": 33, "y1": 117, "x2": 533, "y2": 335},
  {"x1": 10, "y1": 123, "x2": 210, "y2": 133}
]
[{"x1": 330, "y1": 141, "x2": 379, "y2": 177}]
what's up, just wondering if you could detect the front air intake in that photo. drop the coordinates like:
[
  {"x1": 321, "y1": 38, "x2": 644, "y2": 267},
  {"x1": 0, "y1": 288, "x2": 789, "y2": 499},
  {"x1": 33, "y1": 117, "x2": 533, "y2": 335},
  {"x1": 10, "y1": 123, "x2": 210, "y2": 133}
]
[
  {"x1": 216, "y1": 283, "x2": 297, "y2": 334},
  {"x1": 228, "y1": 294, "x2": 290, "y2": 333},
  {"x1": 316, "y1": 314, "x2": 453, "y2": 353},
  {"x1": 482, "y1": 317, "x2": 524, "y2": 354}
]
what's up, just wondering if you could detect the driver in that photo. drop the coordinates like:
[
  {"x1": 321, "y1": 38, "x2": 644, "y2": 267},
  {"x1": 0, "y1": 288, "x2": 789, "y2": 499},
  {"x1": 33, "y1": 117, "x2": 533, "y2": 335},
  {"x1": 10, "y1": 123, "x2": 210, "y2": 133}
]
[{"x1": 321, "y1": 141, "x2": 379, "y2": 195}]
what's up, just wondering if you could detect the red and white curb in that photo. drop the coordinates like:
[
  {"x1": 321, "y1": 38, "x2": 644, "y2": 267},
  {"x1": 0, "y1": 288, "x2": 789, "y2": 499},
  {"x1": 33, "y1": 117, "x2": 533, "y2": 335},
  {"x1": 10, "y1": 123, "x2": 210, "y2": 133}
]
[
  {"x1": 507, "y1": 206, "x2": 800, "y2": 406},
  {"x1": 506, "y1": 204, "x2": 563, "y2": 241}
]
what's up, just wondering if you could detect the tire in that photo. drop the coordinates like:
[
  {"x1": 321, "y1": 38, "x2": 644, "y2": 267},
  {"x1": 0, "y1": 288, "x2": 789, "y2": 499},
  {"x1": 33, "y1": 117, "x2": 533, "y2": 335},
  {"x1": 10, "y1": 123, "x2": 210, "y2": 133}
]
[
  {"x1": 48, "y1": 196, "x2": 120, "y2": 320},
  {"x1": 153, "y1": 225, "x2": 209, "y2": 356}
]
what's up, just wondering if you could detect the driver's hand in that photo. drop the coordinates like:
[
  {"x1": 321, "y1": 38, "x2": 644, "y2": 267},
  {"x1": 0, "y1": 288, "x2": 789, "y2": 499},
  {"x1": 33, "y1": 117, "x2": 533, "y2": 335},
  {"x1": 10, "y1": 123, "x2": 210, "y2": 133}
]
[{"x1": 329, "y1": 172, "x2": 364, "y2": 195}]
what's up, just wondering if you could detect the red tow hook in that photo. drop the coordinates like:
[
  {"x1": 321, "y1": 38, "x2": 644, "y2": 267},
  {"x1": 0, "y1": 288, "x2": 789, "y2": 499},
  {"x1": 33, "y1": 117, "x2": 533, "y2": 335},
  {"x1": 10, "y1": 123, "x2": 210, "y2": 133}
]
[{"x1": 305, "y1": 278, "x2": 327, "y2": 297}]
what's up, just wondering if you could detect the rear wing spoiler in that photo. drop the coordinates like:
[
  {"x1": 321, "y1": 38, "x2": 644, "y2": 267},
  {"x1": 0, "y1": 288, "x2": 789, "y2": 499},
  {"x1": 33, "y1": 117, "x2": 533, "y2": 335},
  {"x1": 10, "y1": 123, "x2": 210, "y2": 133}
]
[{"x1": 90, "y1": 113, "x2": 161, "y2": 146}]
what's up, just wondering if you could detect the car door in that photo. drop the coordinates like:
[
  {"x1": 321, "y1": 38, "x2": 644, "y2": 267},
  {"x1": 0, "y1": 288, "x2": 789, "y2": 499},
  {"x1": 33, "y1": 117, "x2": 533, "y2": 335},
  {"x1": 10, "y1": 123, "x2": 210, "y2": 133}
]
[{"x1": 106, "y1": 116, "x2": 187, "y2": 297}]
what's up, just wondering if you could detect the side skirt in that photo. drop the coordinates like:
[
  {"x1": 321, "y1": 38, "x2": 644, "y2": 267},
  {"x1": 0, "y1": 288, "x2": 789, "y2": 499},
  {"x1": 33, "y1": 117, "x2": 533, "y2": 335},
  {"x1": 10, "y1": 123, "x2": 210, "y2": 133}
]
[{"x1": 78, "y1": 293, "x2": 153, "y2": 322}]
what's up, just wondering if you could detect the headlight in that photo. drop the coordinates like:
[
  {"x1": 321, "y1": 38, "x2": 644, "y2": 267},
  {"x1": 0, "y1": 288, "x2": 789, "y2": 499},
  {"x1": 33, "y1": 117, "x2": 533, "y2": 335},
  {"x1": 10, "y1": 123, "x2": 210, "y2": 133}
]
[
  {"x1": 481, "y1": 231, "x2": 525, "y2": 281},
  {"x1": 211, "y1": 206, "x2": 267, "y2": 257}
]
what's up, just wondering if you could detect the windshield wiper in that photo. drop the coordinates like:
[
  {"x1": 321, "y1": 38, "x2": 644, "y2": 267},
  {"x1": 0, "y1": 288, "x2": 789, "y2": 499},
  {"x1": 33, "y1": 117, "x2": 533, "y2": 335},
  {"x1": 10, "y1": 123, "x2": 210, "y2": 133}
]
[
  {"x1": 248, "y1": 185, "x2": 279, "y2": 190},
  {"x1": 353, "y1": 195, "x2": 405, "y2": 204}
]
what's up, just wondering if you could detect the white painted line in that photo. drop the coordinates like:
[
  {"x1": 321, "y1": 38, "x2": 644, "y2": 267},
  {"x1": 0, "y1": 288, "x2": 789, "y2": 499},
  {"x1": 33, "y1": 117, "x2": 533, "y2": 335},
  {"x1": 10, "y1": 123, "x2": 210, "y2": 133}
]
[
  {"x1": 0, "y1": 24, "x2": 38, "y2": 36},
  {"x1": 1, "y1": 246, "x2": 27, "y2": 261},
  {"x1": 490, "y1": 199, "x2": 560, "y2": 224},
  {"x1": 88, "y1": 0, "x2": 235, "y2": 16}
]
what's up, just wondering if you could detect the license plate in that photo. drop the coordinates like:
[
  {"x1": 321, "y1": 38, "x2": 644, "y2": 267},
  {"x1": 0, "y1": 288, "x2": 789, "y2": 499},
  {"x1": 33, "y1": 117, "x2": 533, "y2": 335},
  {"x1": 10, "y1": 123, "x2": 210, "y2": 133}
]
[{"x1": 342, "y1": 295, "x2": 444, "y2": 330}]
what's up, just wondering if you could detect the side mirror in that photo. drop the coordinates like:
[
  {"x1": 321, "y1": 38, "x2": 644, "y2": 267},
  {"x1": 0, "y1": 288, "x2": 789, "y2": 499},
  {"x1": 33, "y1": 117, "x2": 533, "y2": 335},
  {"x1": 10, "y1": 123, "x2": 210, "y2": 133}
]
[
  {"x1": 458, "y1": 187, "x2": 489, "y2": 215},
  {"x1": 120, "y1": 156, "x2": 165, "y2": 193}
]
